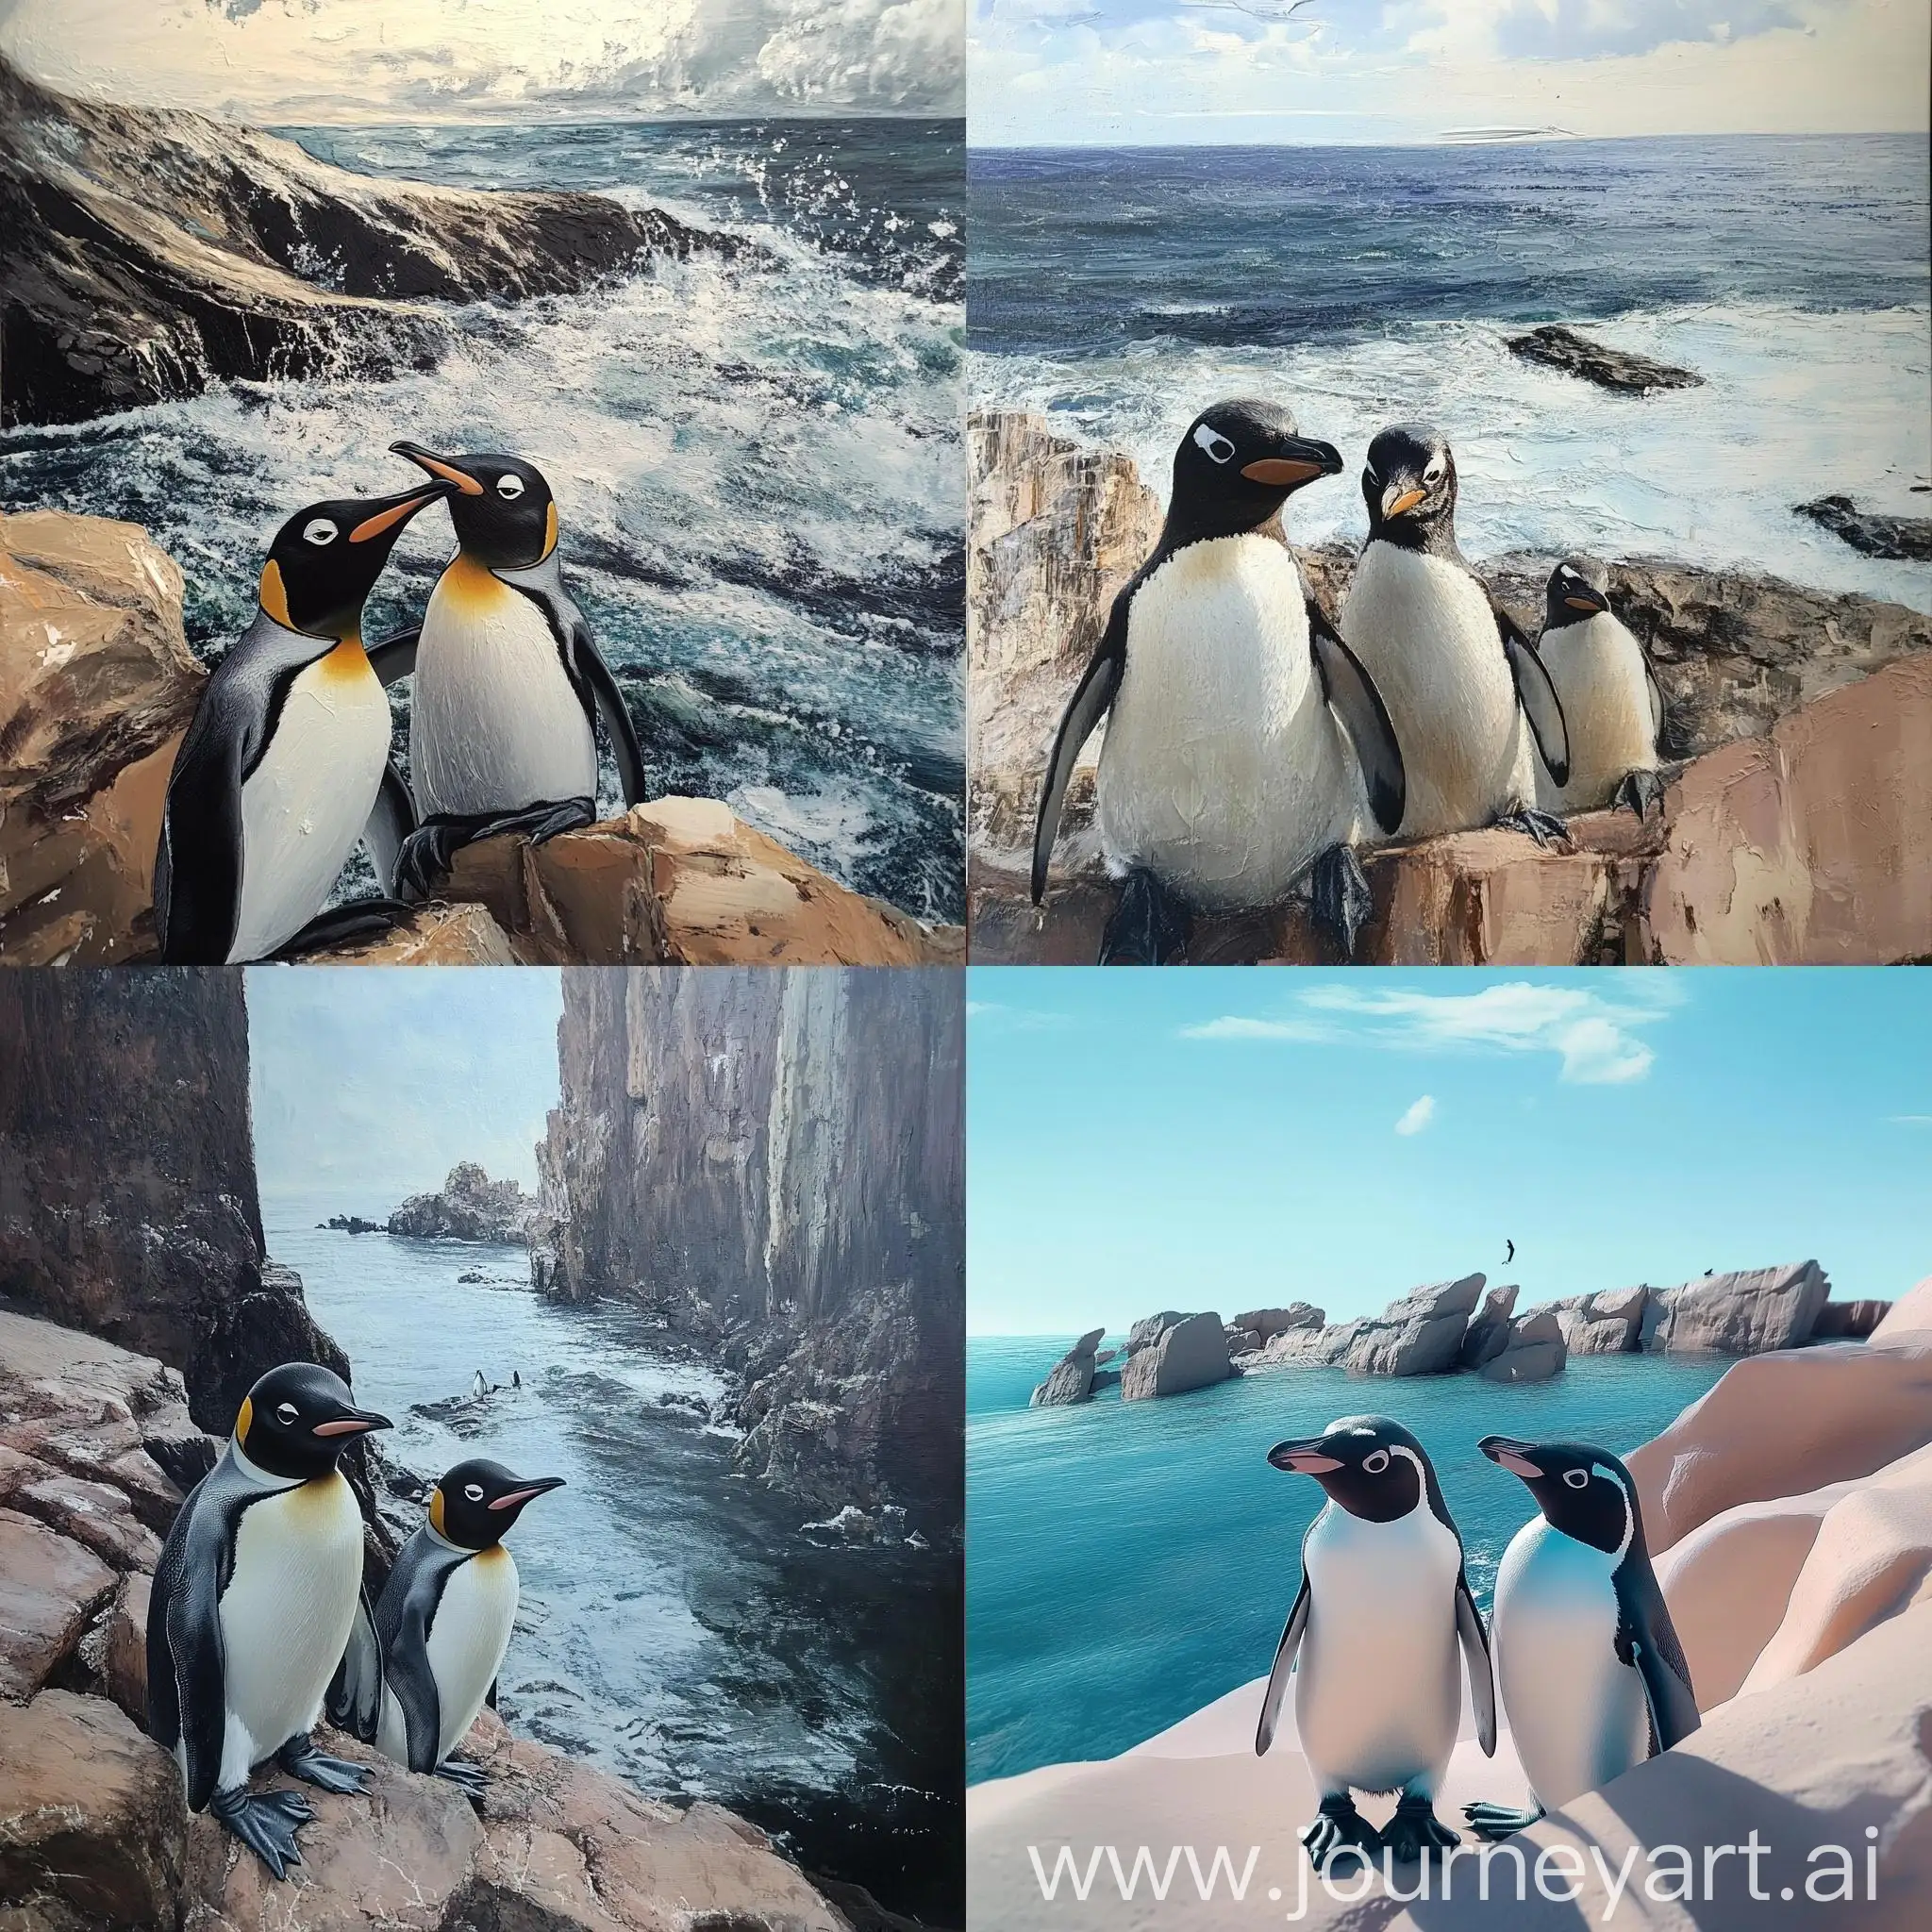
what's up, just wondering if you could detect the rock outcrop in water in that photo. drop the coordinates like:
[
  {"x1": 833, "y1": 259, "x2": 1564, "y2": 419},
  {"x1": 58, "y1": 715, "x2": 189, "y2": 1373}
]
[
  {"x1": 388, "y1": 1162, "x2": 538, "y2": 1246},
  {"x1": 534, "y1": 969, "x2": 964, "y2": 1527},
  {"x1": 1120, "y1": 1312, "x2": 1231, "y2": 1400},
  {"x1": 969, "y1": 409, "x2": 1932, "y2": 965},
  {"x1": 1796, "y1": 493, "x2": 1932, "y2": 562},
  {"x1": 1505, "y1": 323, "x2": 1705, "y2": 393},
  {"x1": 0, "y1": 54, "x2": 738, "y2": 428},
  {"x1": 1031, "y1": 1329, "x2": 1105, "y2": 1407}
]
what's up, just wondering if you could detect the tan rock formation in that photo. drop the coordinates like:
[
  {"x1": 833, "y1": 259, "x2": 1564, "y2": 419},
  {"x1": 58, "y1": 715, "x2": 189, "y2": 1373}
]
[
  {"x1": 1475, "y1": 1307, "x2": 1567, "y2": 1383},
  {"x1": 316, "y1": 901, "x2": 519, "y2": 965},
  {"x1": 1873, "y1": 1274, "x2": 1932, "y2": 1340},
  {"x1": 1120, "y1": 1313, "x2": 1231, "y2": 1400},
  {"x1": 1641, "y1": 1260, "x2": 1830, "y2": 1354},
  {"x1": 1032, "y1": 1329, "x2": 1105, "y2": 1407}
]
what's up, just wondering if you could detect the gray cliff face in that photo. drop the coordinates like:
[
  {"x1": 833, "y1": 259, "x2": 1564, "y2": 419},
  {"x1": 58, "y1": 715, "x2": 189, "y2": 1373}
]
[{"x1": 535, "y1": 969, "x2": 964, "y2": 1526}]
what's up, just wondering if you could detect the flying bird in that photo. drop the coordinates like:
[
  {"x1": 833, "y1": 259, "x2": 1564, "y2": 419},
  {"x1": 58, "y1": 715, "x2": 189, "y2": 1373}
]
[{"x1": 1504, "y1": 1240, "x2": 1515, "y2": 1264}]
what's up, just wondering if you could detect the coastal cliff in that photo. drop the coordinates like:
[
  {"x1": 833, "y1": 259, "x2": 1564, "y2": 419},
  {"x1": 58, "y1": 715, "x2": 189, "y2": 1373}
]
[
  {"x1": 534, "y1": 968, "x2": 965, "y2": 1528},
  {"x1": 970, "y1": 410, "x2": 1932, "y2": 965}
]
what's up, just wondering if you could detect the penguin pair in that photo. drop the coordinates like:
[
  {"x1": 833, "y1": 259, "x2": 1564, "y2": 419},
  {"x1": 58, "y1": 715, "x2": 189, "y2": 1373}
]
[{"x1": 154, "y1": 446, "x2": 645, "y2": 963}]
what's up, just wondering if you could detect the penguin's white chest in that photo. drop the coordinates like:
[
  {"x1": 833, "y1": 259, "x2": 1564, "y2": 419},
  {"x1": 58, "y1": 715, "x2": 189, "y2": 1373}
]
[
  {"x1": 1491, "y1": 1519, "x2": 1649, "y2": 1810},
  {"x1": 425, "y1": 1547, "x2": 519, "y2": 1760},
  {"x1": 1340, "y1": 544, "x2": 1532, "y2": 836},
  {"x1": 215, "y1": 1473, "x2": 364, "y2": 1786},
  {"x1": 411, "y1": 558, "x2": 596, "y2": 816},
  {"x1": 1095, "y1": 535, "x2": 1359, "y2": 907},
  {"x1": 1294, "y1": 1503, "x2": 1463, "y2": 1794},
  {"x1": 1536, "y1": 615, "x2": 1657, "y2": 813},
  {"x1": 230, "y1": 644, "x2": 390, "y2": 963}
]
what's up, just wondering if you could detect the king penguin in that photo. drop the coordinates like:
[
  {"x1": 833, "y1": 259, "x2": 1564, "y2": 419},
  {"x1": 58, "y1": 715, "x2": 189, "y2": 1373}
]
[
  {"x1": 1339, "y1": 425, "x2": 1572, "y2": 845},
  {"x1": 145, "y1": 1363, "x2": 391, "y2": 1878},
  {"x1": 1533, "y1": 558, "x2": 1667, "y2": 818},
  {"x1": 1031, "y1": 400, "x2": 1407, "y2": 965},
  {"x1": 154, "y1": 484, "x2": 449, "y2": 963},
  {"x1": 370, "y1": 444, "x2": 646, "y2": 896},
  {"x1": 332, "y1": 1457, "x2": 563, "y2": 1794},
  {"x1": 1465, "y1": 1436, "x2": 1699, "y2": 1840},
  {"x1": 1256, "y1": 1416, "x2": 1496, "y2": 1868}
]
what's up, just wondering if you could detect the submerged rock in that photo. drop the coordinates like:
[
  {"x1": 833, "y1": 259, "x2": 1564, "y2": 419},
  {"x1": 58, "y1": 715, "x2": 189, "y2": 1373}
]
[
  {"x1": 1120, "y1": 1312, "x2": 1231, "y2": 1400},
  {"x1": 1031, "y1": 1327, "x2": 1105, "y2": 1407},
  {"x1": 1796, "y1": 494, "x2": 1932, "y2": 561},
  {"x1": 1506, "y1": 323, "x2": 1705, "y2": 393}
]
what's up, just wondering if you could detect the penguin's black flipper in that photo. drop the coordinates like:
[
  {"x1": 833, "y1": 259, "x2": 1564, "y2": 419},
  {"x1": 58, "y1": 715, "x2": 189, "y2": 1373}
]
[
  {"x1": 1307, "y1": 606, "x2": 1407, "y2": 836},
  {"x1": 373, "y1": 1529, "x2": 469, "y2": 1774},
  {"x1": 326, "y1": 1584, "x2": 384, "y2": 1743},
  {"x1": 1614, "y1": 1563, "x2": 1700, "y2": 1757},
  {"x1": 578, "y1": 633, "x2": 648, "y2": 808},
  {"x1": 1646, "y1": 659, "x2": 1666, "y2": 749},
  {"x1": 155, "y1": 713, "x2": 248, "y2": 965},
  {"x1": 1033, "y1": 590, "x2": 1130, "y2": 906},
  {"x1": 1455, "y1": 1568, "x2": 1498, "y2": 1756},
  {"x1": 1256, "y1": 1570, "x2": 1310, "y2": 1756},
  {"x1": 1494, "y1": 605, "x2": 1571, "y2": 787},
  {"x1": 365, "y1": 760, "x2": 418, "y2": 896},
  {"x1": 365, "y1": 629, "x2": 420, "y2": 686}
]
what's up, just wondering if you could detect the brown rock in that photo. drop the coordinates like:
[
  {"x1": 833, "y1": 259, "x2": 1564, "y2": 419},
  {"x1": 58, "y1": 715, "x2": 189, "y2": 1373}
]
[
  {"x1": 1874, "y1": 1274, "x2": 1932, "y2": 1340},
  {"x1": 1641, "y1": 1260, "x2": 1830, "y2": 1354},
  {"x1": 0, "y1": 1509, "x2": 117, "y2": 1701},
  {"x1": 310, "y1": 899, "x2": 519, "y2": 965},
  {"x1": 13, "y1": 1473, "x2": 162, "y2": 1573},
  {"x1": 0, "y1": 1442, "x2": 49, "y2": 1506},
  {"x1": 0, "y1": 1690, "x2": 184, "y2": 1924},
  {"x1": 1119, "y1": 1313, "x2": 1230, "y2": 1400},
  {"x1": 103, "y1": 1573, "x2": 149, "y2": 1726}
]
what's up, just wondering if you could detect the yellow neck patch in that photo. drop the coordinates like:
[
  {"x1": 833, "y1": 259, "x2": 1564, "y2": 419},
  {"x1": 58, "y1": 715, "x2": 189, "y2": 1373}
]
[
  {"x1": 234, "y1": 1393, "x2": 254, "y2": 1449},
  {"x1": 543, "y1": 501, "x2": 558, "y2": 558},
  {"x1": 429, "y1": 1487, "x2": 446, "y2": 1538},
  {"x1": 313, "y1": 635, "x2": 373, "y2": 684},
  {"x1": 258, "y1": 560, "x2": 291, "y2": 629}
]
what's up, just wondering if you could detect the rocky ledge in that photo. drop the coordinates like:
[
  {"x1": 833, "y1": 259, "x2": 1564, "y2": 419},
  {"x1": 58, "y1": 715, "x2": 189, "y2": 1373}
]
[
  {"x1": 1505, "y1": 323, "x2": 1704, "y2": 393},
  {"x1": 0, "y1": 509, "x2": 958, "y2": 966},
  {"x1": 968, "y1": 409, "x2": 1932, "y2": 965},
  {"x1": 387, "y1": 1163, "x2": 537, "y2": 1246},
  {"x1": 0, "y1": 54, "x2": 742, "y2": 429}
]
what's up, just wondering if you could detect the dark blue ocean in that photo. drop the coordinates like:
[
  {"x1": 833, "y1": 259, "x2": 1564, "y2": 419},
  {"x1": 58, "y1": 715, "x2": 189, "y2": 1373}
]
[
  {"x1": 0, "y1": 120, "x2": 965, "y2": 921},
  {"x1": 966, "y1": 1334, "x2": 1732, "y2": 1786},
  {"x1": 969, "y1": 136, "x2": 1931, "y2": 608}
]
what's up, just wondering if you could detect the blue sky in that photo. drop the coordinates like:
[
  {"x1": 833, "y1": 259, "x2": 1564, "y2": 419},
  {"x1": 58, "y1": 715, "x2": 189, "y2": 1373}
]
[
  {"x1": 967, "y1": 968, "x2": 1931, "y2": 1334},
  {"x1": 971, "y1": 0, "x2": 1928, "y2": 146},
  {"x1": 247, "y1": 968, "x2": 562, "y2": 1216}
]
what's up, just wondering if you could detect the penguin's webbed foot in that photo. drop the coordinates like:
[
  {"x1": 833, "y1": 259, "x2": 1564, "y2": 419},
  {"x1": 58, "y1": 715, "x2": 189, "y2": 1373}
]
[
  {"x1": 1613, "y1": 768, "x2": 1667, "y2": 819},
  {"x1": 434, "y1": 1757, "x2": 491, "y2": 1805},
  {"x1": 1463, "y1": 1799, "x2": 1545, "y2": 1842},
  {"x1": 1492, "y1": 807, "x2": 1573, "y2": 851},
  {"x1": 1381, "y1": 1794, "x2": 1459, "y2": 1863},
  {"x1": 1300, "y1": 1795, "x2": 1379, "y2": 1873},
  {"x1": 273, "y1": 899, "x2": 416, "y2": 961},
  {"x1": 276, "y1": 1733, "x2": 371, "y2": 1794},
  {"x1": 211, "y1": 1785, "x2": 312, "y2": 1879},
  {"x1": 1098, "y1": 867, "x2": 1191, "y2": 966},
  {"x1": 1307, "y1": 842, "x2": 1374, "y2": 960},
  {"x1": 395, "y1": 799, "x2": 597, "y2": 900}
]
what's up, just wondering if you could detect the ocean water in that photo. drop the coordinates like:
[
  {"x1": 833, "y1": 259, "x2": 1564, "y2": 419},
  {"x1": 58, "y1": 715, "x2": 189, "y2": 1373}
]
[
  {"x1": 966, "y1": 1333, "x2": 1733, "y2": 1786},
  {"x1": 0, "y1": 120, "x2": 964, "y2": 922},
  {"x1": 969, "y1": 136, "x2": 1932, "y2": 610},
  {"x1": 271, "y1": 1216, "x2": 961, "y2": 1922}
]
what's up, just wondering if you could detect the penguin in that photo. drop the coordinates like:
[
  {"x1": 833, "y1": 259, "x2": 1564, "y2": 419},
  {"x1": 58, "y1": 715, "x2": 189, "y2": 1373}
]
[
  {"x1": 1257, "y1": 1416, "x2": 1495, "y2": 1868},
  {"x1": 145, "y1": 1362, "x2": 391, "y2": 1878},
  {"x1": 1032, "y1": 400, "x2": 1407, "y2": 965},
  {"x1": 1533, "y1": 558, "x2": 1667, "y2": 818},
  {"x1": 331, "y1": 1457, "x2": 563, "y2": 1795},
  {"x1": 370, "y1": 444, "x2": 646, "y2": 897},
  {"x1": 1465, "y1": 1436, "x2": 1699, "y2": 1840},
  {"x1": 1338, "y1": 425, "x2": 1572, "y2": 846},
  {"x1": 154, "y1": 485, "x2": 450, "y2": 963}
]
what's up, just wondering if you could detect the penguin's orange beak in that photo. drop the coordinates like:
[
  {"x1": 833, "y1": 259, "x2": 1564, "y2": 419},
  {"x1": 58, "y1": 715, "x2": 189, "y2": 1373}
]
[
  {"x1": 391, "y1": 441, "x2": 485, "y2": 495},
  {"x1": 1383, "y1": 485, "x2": 1428, "y2": 519},
  {"x1": 348, "y1": 485, "x2": 451, "y2": 544}
]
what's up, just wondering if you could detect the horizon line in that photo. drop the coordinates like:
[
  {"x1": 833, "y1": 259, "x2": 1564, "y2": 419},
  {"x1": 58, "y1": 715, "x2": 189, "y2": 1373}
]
[{"x1": 968, "y1": 126, "x2": 1927, "y2": 154}]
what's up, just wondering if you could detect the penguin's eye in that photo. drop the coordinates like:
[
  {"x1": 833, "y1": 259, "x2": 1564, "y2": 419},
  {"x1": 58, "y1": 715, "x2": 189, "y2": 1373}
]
[
  {"x1": 1363, "y1": 464, "x2": 1380, "y2": 488},
  {"x1": 1563, "y1": 1468, "x2": 1590, "y2": 1490},
  {"x1": 494, "y1": 475, "x2": 526, "y2": 500},
  {"x1": 302, "y1": 519, "x2": 339, "y2": 546},
  {"x1": 1424, "y1": 458, "x2": 1446, "y2": 486},
  {"x1": 464, "y1": 1483, "x2": 486, "y2": 1503},
  {"x1": 1192, "y1": 424, "x2": 1236, "y2": 466},
  {"x1": 275, "y1": 1402, "x2": 299, "y2": 1425},
  {"x1": 1362, "y1": 1449, "x2": 1391, "y2": 1474}
]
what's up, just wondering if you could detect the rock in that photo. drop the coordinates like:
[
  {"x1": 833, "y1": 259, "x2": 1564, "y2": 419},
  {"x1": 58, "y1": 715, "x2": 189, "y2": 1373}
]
[
  {"x1": 1224, "y1": 1327, "x2": 1263, "y2": 1357},
  {"x1": 1120, "y1": 1313, "x2": 1230, "y2": 1400},
  {"x1": 1532, "y1": 1283, "x2": 1651, "y2": 1353},
  {"x1": 1796, "y1": 493, "x2": 1932, "y2": 561},
  {"x1": 1641, "y1": 1261, "x2": 1830, "y2": 1355},
  {"x1": 320, "y1": 1215, "x2": 384, "y2": 1236},
  {"x1": 1031, "y1": 1328, "x2": 1104, "y2": 1407},
  {"x1": 1229, "y1": 1306, "x2": 1324, "y2": 1341},
  {"x1": 1476, "y1": 1308, "x2": 1568, "y2": 1384},
  {"x1": 12, "y1": 1473, "x2": 162, "y2": 1573},
  {"x1": 1505, "y1": 323, "x2": 1705, "y2": 393},
  {"x1": 1874, "y1": 1274, "x2": 1932, "y2": 1340},
  {"x1": 0, "y1": 1690, "x2": 185, "y2": 1924},
  {"x1": 1457, "y1": 1285, "x2": 1519, "y2": 1368},
  {"x1": 1343, "y1": 1274, "x2": 1486, "y2": 1376},
  {"x1": 1810, "y1": 1298, "x2": 1892, "y2": 1340},
  {"x1": 0, "y1": 1510, "x2": 117, "y2": 1701},
  {"x1": 311, "y1": 899, "x2": 519, "y2": 965},
  {"x1": 389, "y1": 1161, "x2": 538, "y2": 1246},
  {"x1": 1093, "y1": 1347, "x2": 1118, "y2": 1366},
  {"x1": 102, "y1": 1574, "x2": 149, "y2": 1726}
]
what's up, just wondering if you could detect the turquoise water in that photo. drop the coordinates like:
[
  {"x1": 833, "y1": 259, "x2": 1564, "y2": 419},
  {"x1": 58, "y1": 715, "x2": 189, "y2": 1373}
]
[{"x1": 966, "y1": 1335, "x2": 1732, "y2": 1784}]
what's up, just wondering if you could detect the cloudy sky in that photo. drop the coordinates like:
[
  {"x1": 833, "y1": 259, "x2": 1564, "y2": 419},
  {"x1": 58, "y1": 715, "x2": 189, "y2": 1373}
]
[
  {"x1": 0, "y1": 0, "x2": 962, "y2": 121},
  {"x1": 968, "y1": 968, "x2": 1932, "y2": 1333},
  {"x1": 972, "y1": 0, "x2": 1929, "y2": 145}
]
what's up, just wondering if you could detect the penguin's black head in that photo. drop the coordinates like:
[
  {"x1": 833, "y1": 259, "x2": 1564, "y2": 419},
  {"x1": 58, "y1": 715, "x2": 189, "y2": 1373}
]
[
  {"x1": 1480, "y1": 1436, "x2": 1640, "y2": 1557},
  {"x1": 1268, "y1": 1413, "x2": 1435, "y2": 1524},
  {"x1": 259, "y1": 485, "x2": 451, "y2": 642},
  {"x1": 428, "y1": 1457, "x2": 565, "y2": 1551},
  {"x1": 1543, "y1": 557, "x2": 1611, "y2": 632},
  {"x1": 1363, "y1": 424, "x2": 1457, "y2": 551},
  {"x1": 391, "y1": 442, "x2": 556, "y2": 570},
  {"x1": 235, "y1": 1362, "x2": 391, "y2": 1482},
  {"x1": 1167, "y1": 399, "x2": 1343, "y2": 543}
]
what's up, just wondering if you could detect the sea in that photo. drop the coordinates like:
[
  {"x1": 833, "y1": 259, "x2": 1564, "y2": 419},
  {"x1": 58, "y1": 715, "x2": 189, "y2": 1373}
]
[
  {"x1": 968, "y1": 136, "x2": 1932, "y2": 610},
  {"x1": 0, "y1": 119, "x2": 965, "y2": 923},
  {"x1": 966, "y1": 1333, "x2": 1734, "y2": 1787},
  {"x1": 270, "y1": 1212, "x2": 962, "y2": 1924}
]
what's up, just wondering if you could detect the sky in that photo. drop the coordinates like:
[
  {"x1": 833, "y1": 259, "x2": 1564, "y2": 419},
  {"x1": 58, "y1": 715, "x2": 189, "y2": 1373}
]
[
  {"x1": 246, "y1": 967, "x2": 563, "y2": 1216},
  {"x1": 967, "y1": 968, "x2": 1932, "y2": 1335},
  {"x1": 971, "y1": 0, "x2": 1930, "y2": 146},
  {"x1": 0, "y1": 0, "x2": 963, "y2": 121}
]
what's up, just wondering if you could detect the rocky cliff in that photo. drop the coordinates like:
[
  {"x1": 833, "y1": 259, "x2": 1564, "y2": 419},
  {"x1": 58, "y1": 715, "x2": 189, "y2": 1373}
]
[
  {"x1": 970, "y1": 409, "x2": 1932, "y2": 965},
  {"x1": 534, "y1": 969, "x2": 964, "y2": 1527},
  {"x1": 388, "y1": 1162, "x2": 537, "y2": 1246}
]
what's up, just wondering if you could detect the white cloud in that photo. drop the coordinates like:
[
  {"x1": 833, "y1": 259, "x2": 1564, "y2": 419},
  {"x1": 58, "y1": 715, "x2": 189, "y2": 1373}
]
[
  {"x1": 1395, "y1": 1093, "x2": 1437, "y2": 1135},
  {"x1": 1178, "y1": 1014, "x2": 1334, "y2": 1042}
]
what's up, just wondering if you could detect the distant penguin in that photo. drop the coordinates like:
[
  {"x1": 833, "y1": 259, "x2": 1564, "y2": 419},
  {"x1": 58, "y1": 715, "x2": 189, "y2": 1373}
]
[
  {"x1": 1533, "y1": 558, "x2": 1666, "y2": 817},
  {"x1": 372, "y1": 444, "x2": 645, "y2": 895},
  {"x1": 1339, "y1": 425, "x2": 1571, "y2": 845},
  {"x1": 472, "y1": 1370, "x2": 487, "y2": 1400},
  {"x1": 155, "y1": 484, "x2": 450, "y2": 963},
  {"x1": 333, "y1": 1458, "x2": 563, "y2": 1794},
  {"x1": 1466, "y1": 1436, "x2": 1698, "y2": 1840},
  {"x1": 1257, "y1": 1416, "x2": 1495, "y2": 1867},
  {"x1": 146, "y1": 1363, "x2": 391, "y2": 1878},
  {"x1": 1032, "y1": 400, "x2": 1406, "y2": 964}
]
